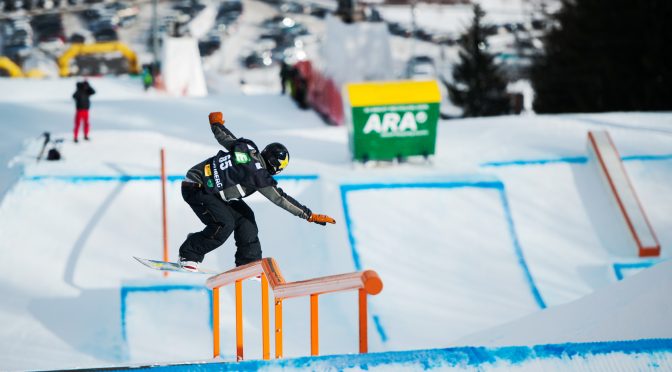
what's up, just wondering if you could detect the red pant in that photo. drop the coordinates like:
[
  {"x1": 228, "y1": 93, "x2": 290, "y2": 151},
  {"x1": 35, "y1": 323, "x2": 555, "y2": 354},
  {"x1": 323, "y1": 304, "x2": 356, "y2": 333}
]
[{"x1": 74, "y1": 109, "x2": 90, "y2": 140}]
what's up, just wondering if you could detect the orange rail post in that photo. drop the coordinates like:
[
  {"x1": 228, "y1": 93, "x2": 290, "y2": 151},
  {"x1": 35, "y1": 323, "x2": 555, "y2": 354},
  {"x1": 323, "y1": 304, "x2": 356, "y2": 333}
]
[
  {"x1": 235, "y1": 280, "x2": 243, "y2": 361},
  {"x1": 160, "y1": 148, "x2": 168, "y2": 277},
  {"x1": 213, "y1": 288, "x2": 220, "y2": 358},
  {"x1": 261, "y1": 273, "x2": 270, "y2": 360},
  {"x1": 275, "y1": 298, "x2": 283, "y2": 359},
  {"x1": 358, "y1": 289, "x2": 367, "y2": 353},
  {"x1": 310, "y1": 294, "x2": 319, "y2": 356}
]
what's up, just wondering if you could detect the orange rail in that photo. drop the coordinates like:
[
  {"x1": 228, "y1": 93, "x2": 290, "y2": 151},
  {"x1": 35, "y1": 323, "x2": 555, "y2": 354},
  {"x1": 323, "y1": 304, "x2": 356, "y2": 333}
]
[
  {"x1": 206, "y1": 257, "x2": 383, "y2": 360},
  {"x1": 212, "y1": 287, "x2": 220, "y2": 357},
  {"x1": 160, "y1": 148, "x2": 168, "y2": 278}
]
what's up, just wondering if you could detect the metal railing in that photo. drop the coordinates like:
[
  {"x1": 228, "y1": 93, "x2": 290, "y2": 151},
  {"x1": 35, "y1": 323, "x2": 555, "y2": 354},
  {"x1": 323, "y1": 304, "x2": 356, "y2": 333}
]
[{"x1": 205, "y1": 257, "x2": 383, "y2": 361}]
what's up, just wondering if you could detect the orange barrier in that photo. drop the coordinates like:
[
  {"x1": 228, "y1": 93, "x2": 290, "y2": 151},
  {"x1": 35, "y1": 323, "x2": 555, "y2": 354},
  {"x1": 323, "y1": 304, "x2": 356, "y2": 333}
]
[
  {"x1": 160, "y1": 148, "x2": 169, "y2": 277},
  {"x1": 206, "y1": 257, "x2": 383, "y2": 361}
]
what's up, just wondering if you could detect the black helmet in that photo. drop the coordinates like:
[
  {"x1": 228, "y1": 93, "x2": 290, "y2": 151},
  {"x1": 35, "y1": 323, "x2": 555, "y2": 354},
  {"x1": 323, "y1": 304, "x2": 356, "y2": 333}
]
[{"x1": 261, "y1": 142, "x2": 289, "y2": 175}]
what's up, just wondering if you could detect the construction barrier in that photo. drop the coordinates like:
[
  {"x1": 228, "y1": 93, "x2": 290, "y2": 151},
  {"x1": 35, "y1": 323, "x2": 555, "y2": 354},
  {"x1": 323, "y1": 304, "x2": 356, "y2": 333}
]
[
  {"x1": 587, "y1": 130, "x2": 660, "y2": 257},
  {"x1": 206, "y1": 257, "x2": 383, "y2": 361},
  {"x1": 58, "y1": 41, "x2": 140, "y2": 77}
]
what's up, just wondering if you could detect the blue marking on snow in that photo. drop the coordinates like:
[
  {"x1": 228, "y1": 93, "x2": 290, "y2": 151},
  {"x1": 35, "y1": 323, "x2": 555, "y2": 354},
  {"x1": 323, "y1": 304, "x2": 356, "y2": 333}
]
[
  {"x1": 480, "y1": 153, "x2": 672, "y2": 168},
  {"x1": 339, "y1": 181, "x2": 504, "y2": 271},
  {"x1": 120, "y1": 284, "x2": 211, "y2": 342},
  {"x1": 613, "y1": 261, "x2": 664, "y2": 281},
  {"x1": 481, "y1": 156, "x2": 588, "y2": 167},
  {"x1": 372, "y1": 315, "x2": 388, "y2": 343},
  {"x1": 107, "y1": 338, "x2": 672, "y2": 371},
  {"x1": 23, "y1": 174, "x2": 319, "y2": 183},
  {"x1": 621, "y1": 154, "x2": 672, "y2": 162},
  {"x1": 497, "y1": 185, "x2": 546, "y2": 309},
  {"x1": 339, "y1": 180, "x2": 546, "y2": 345}
]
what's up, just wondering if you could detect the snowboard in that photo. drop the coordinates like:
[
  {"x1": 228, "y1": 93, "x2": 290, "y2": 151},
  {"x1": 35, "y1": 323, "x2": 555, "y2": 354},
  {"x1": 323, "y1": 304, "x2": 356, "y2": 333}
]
[{"x1": 133, "y1": 256, "x2": 218, "y2": 275}]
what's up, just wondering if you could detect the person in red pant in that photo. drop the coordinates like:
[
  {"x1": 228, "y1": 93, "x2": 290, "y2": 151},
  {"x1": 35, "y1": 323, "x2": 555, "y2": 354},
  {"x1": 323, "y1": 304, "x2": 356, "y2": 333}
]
[{"x1": 72, "y1": 80, "x2": 96, "y2": 143}]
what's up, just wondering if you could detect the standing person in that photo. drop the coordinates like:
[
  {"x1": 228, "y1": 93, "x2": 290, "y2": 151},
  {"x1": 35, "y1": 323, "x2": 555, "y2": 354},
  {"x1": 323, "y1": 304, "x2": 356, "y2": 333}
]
[
  {"x1": 72, "y1": 80, "x2": 95, "y2": 143},
  {"x1": 178, "y1": 112, "x2": 336, "y2": 271},
  {"x1": 279, "y1": 60, "x2": 290, "y2": 95},
  {"x1": 142, "y1": 66, "x2": 153, "y2": 91}
]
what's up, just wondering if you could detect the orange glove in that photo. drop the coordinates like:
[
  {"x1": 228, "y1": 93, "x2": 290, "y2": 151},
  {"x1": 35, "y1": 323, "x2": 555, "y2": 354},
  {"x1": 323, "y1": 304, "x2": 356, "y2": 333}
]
[
  {"x1": 308, "y1": 213, "x2": 336, "y2": 226},
  {"x1": 209, "y1": 112, "x2": 224, "y2": 125}
]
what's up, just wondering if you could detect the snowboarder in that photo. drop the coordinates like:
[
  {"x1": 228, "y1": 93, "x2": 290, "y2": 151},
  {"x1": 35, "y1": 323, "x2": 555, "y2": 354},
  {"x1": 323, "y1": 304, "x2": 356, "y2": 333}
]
[
  {"x1": 177, "y1": 112, "x2": 336, "y2": 272},
  {"x1": 72, "y1": 80, "x2": 95, "y2": 143}
]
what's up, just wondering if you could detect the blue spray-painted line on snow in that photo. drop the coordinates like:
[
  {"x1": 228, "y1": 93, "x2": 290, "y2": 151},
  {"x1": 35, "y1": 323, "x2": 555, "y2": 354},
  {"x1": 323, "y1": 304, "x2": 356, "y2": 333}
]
[
  {"x1": 338, "y1": 181, "x2": 546, "y2": 344},
  {"x1": 23, "y1": 174, "x2": 319, "y2": 183},
  {"x1": 105, "y1": 338, "x2": 672, "y2": 371},
  {"x1": 497, "y1": 186, "x2": 546, "y2": 309},
  {"x1": 612, "y1": 260, "x2": 665, "y2": 281},
  {"x1": 372, "y1": 315, "x2": 388, "y2": 343},
  {"x1": 621, "y1": 154, "x2": 672, "y2": 162},
  {"x1": 120, "y1": 284, "x2": 211, "y2": 343},
  {"x1": 480, "y1": 153, "x2": 672, "y2": 167},
  {"x1": 481, "y1": 156, "x2": 588, "y2": 167}
]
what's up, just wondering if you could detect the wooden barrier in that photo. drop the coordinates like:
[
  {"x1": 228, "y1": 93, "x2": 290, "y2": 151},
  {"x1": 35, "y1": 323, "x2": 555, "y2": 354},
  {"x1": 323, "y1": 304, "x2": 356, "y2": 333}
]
[{"x1": 206, "y1": 257, "x2": 383, "y2": 361}]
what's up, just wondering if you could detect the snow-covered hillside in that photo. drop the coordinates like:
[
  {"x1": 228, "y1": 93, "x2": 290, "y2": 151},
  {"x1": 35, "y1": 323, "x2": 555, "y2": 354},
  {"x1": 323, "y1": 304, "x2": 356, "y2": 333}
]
[{"x1": 0, "y1": 77, "x2": 670, "y2": 370}]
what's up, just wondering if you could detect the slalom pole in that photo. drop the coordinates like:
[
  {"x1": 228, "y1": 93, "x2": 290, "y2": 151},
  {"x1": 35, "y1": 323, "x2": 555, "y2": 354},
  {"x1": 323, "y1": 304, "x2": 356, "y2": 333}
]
[{"x1": 161, "y1": 148, "x2": 169, "y2": 277}]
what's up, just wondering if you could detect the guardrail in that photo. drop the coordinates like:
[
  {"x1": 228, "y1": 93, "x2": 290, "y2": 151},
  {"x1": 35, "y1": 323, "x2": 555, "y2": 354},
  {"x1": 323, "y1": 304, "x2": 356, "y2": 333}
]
[{"x1": 205, "y1": 257, "x2": 383, "y2": 361}]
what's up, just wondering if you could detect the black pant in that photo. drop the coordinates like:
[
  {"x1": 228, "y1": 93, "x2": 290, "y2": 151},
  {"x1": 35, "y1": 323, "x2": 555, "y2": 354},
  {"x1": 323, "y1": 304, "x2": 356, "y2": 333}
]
[{"x1": 179, "y1": 184, "x2": 261, "y2": 266}]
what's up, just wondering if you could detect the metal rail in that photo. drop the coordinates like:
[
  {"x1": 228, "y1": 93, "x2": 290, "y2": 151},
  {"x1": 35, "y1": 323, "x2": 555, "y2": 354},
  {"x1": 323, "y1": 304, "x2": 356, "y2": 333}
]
[{"x1": 206, "y1": 257, "x2": 383, "y2": 361}]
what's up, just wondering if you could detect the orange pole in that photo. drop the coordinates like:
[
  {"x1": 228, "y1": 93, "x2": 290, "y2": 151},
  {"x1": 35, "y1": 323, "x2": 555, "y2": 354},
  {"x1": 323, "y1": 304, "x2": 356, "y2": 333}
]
[
  {"x1": 359, "y1": 289, "x2": 368, "y2": 353},
  {"x1": 213, "y1": 288, "x2": 220, "y2": 358},
  {"x1": 160, "y1": 148, "x2": 168, "y2": 277},
  {"x1": 310, "y1": 294, "x2": 319, "y2": 356},
  {"x1": 275, "y1": 298, "x2": 283, "y2": 359},
  {"x1": 261, "y1": 274, "x2": 270, "y2": 360},
  {"x1": 236, "y1": 280, "x2": 243, "y2": 361}
]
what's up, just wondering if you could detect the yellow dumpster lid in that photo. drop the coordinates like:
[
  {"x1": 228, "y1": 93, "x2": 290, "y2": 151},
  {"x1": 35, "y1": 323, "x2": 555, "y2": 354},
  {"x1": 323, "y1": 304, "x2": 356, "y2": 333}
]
[{"x1": 346, "y1": 80, "x2": 441, "y2": 107}]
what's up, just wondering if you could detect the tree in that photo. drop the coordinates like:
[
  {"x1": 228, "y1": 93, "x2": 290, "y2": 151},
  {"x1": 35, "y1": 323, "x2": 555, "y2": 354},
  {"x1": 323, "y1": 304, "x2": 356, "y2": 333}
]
[
  {"x1": 531, "y1": 0, "x2": 672, "y2": 113},
  {"x1": 445, "y1": 4, "x2": 510, "y2": 117}
]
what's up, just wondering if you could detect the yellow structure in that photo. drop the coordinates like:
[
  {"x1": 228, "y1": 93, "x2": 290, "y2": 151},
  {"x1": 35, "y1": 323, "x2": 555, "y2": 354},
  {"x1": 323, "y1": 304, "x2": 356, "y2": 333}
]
[
  {"x1": 346, "y1": 79, "x2": 442, "y2": 107},
  {"x1": 0, "y1": 57, "x2": 24, "y2": 77},
  {"x1": 58, "y1": 42, "x2": 140, "y2": 77},
  {"x1": 25, "y1": 69, "x2": 47, "y2": 79}
]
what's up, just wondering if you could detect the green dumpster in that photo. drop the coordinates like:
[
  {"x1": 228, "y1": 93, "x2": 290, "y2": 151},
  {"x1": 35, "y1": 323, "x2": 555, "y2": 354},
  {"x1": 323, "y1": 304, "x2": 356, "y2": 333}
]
[{"x1": 344, "y1": 80, "x2": 441, "y2": 162}]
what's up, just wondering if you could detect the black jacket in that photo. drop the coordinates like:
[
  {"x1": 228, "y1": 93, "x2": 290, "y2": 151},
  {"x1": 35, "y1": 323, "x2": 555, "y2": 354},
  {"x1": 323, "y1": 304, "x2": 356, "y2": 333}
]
[
  {"x1": 186, "y1": 124, "x2": 312, "y2": 220},
  {"x1": 73, "y1": 82, "x2": 95, "y2": 110}
]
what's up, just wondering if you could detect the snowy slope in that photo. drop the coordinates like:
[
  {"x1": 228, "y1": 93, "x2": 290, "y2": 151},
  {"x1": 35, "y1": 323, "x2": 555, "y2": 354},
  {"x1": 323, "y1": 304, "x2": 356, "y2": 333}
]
[{"x1": 0, "y1": 77, "x2": 671, "y2": 370}]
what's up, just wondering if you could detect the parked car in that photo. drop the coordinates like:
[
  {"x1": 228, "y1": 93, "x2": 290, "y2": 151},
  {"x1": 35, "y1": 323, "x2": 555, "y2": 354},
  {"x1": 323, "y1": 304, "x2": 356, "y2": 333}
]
[
  {"x1": 280, "y1": 1, "x2": 303, "y2": 14},
  {"x1": 69, "y1": 33, "x2": 86, "y2": 43},
  {"x1": 261, "y1": 15, "x2": 295, "y2": 30},
  {"x1": 405, "y1": 55, "x2": 436, "y2": 79},
  {"x1": 308, "y1": 4, "x2": 330, "y2": 18},
  {"x1": 387, "y1": 22, "x2": 411, "y2": 37},
  {"x1": 93, "y1": 27, "x2": 118, "y2": 42},
  {"x1": 242, "y1": 50, "x2": 273, "y2": 69},
  {"x1": 198, "y1": 33, "x2": 221, "y2": 56},
  {"x1": 218, "y1": 0, "x2": 242, "y2": 15}
]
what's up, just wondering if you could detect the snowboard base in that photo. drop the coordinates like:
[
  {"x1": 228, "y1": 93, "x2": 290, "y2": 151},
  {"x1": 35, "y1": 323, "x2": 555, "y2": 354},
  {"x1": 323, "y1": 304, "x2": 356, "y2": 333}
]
[{"x1": 133, "y1": 256, "x2": 218, "y2": 275}]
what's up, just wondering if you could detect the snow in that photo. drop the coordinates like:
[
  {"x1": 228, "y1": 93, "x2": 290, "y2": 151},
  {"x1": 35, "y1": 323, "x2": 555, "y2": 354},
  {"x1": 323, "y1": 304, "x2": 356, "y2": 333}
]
[{"x1": 0, "y1": 76, "x2": 671, "y2": 371}]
